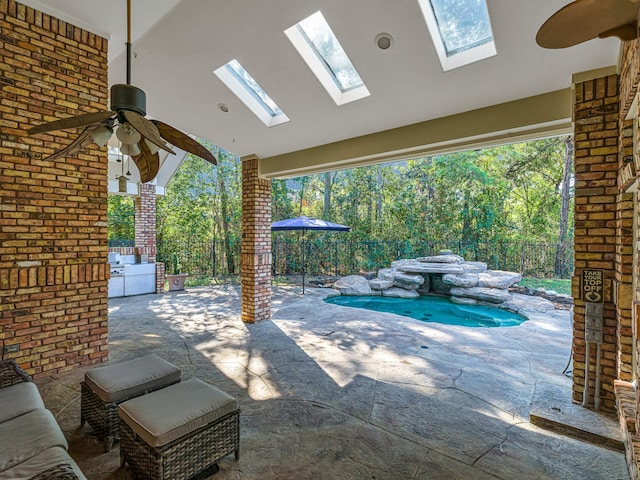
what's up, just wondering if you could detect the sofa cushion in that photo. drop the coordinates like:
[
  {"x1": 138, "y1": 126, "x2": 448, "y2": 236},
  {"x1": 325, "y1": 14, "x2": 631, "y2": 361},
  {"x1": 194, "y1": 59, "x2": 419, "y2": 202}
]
[
  {"x1": 118, "y1": 378, "x2": 238, "y2": 448},
  {"x1": 0, "y1": 382, "x2": 45, "y2": 423},
  {"x1": 84, "y1": 354, "x2": 181, "y2": 403},
  {"x1": 0, "y1": 446, "x2": 86, "y2": 480},
  {"x1": 0, "y1": 409, "x2": 68, "y2": 472}
]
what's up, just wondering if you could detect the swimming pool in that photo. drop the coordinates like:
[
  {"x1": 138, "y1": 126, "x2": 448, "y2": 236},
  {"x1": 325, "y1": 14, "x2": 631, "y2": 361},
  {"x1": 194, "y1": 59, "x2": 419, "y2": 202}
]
[{"x1": 325, "y1": 295, "x2": 526, "y2": 327}]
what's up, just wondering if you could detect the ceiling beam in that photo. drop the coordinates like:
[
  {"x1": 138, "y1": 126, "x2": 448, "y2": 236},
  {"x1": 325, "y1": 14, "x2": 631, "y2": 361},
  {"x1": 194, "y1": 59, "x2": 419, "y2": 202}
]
[{"x1": 259, "y1": 88, "x2": 572, "y2": 179}]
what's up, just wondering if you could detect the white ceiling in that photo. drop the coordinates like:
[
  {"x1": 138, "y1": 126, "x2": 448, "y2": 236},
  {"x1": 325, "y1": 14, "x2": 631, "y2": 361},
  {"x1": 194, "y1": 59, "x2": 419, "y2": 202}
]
[{"x1": 19, "y1": 0, "x2": 619, "y2": 160}]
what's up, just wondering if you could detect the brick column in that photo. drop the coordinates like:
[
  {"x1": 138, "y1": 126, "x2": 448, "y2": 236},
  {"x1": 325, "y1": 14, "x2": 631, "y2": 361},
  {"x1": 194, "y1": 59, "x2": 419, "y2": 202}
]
[
  {"x1": 134, "y1": 183, "x2": 161, "y2": 292},
  {"x1": 572, "y1": 74, "x2": 619, "y2": 411},
  {"x1": 134, "y1": 183, "x2": 157, "y2": 262},
  {"x1": 616, "y1": 192, "x2": 634, "y2": 381},
  {"x1": 0, "y1": 1, "x2": 109, "y2": 375},
  {"x1": 241, "y1": 155, "x2": 271, "y2": 323}
]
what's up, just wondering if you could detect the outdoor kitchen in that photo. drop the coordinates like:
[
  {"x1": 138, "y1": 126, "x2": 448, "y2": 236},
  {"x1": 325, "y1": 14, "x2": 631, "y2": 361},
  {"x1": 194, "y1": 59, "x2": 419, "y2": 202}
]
[{"x1": 107, "y1": 252, "x2": 157, "y2": 298}]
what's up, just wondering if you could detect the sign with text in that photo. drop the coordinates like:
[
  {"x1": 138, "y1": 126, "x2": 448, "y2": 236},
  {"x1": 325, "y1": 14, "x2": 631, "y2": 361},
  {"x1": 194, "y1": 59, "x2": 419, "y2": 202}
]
[{"x1": 582, "y1": 269, "x2": 604, "y2": 303}]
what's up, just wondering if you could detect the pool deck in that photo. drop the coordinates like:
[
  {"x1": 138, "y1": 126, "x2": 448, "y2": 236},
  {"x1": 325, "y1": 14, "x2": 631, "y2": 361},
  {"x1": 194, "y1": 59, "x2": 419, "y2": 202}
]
[{"x1": 34, "y1": 285, "x2": 628, "y2": 479}]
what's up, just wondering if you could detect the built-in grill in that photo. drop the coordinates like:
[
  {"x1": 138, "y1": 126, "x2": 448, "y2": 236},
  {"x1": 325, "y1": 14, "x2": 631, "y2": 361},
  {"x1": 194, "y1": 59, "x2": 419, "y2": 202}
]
[
  {"x1": 108, "y1": 253, "x2": 156, "y2": 298},
  {"x1": 110, "y1": 266, "x2": 125, "y2": 276}
]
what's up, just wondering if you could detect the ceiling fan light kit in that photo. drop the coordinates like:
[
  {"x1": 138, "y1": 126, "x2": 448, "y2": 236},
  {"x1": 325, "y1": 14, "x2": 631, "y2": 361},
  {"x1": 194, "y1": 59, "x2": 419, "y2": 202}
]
[
  {"x1": 119, "y1": 142, "x2": 142, "y2": 157},
  {"x1": 26, "y1": 0, "x2": 217, "y2": 184},
  {"x1": 87, "y1": 126, "x2": 113, "y2": 147},
  {"x1": 116, "y1": 123, "x2": 142, "y2": 146}
]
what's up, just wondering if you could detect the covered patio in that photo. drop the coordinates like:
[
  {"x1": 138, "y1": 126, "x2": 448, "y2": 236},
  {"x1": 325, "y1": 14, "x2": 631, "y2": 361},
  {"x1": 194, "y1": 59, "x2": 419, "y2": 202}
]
[
  {"x1": 35, "y1": 286, "x2": 625, "y2": 479},
  {"x1": 4, "y1": 0, "x2": 640, "y2": 477}
]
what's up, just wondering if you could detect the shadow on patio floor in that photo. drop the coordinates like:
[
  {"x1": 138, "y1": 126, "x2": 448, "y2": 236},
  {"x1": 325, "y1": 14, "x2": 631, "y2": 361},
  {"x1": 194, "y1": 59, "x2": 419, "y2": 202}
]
[{"x1": 35, "y1": 286, "x2": 628, "y2": 480}]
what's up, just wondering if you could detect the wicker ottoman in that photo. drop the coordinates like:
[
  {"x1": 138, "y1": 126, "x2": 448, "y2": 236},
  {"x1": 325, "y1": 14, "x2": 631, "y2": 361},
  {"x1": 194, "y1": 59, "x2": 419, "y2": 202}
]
[
  {"x1": 118, "y1": 378, "x2": 240, "y2": 480},
  {"x1": 81, "y1": 354, "x2": 181, "y2": 452}
]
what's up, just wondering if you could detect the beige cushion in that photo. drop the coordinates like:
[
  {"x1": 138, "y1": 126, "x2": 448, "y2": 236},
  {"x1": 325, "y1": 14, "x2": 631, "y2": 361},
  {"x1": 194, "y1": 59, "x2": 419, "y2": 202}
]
[
  {"x1": 119, "y1": 378, "x2": 238, "y2": 448},
  {"x1": 0, "y1": 382, "x2": 45, "y2": 423},
  {"x1": 84, "y1": 354, "x2": 181, "y2": 403},
  {"x1": 0, "y1": 409, "x2": 68, "y2": 472},
  {"x1": 0, "y1": 446, "x2": 86, "y2": 480}
]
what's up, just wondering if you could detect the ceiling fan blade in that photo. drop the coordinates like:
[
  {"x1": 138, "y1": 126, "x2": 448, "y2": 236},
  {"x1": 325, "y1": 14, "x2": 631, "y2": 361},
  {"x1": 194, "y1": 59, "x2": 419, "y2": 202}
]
[
  {"x1": 29, "y1": 110, "x2": 116, "y2": 135},
  {"x1": 152, "y1": 120, "x2": 217, "y2": 165},
  {"x1": 131, "y1": 137, "x2": 160, "y2": 183},
  {"x1": 42, "y1": 128, "x2": 93, "y2": 161},
  {"x1": 598, "y1": 23, "x2": 638, "y2": 41},
  {"x1": 121, "y1": 110, "x2": 176, "y2": 155},
  {"x1": 536, "y1": 0, "x2": 639, "y2": 48}
]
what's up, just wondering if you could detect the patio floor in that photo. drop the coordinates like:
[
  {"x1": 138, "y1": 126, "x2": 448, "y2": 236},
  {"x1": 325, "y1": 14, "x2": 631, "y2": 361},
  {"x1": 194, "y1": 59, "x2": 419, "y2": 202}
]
[{"x1": 34, "y1": 285, "x2": 628, "y2": 479}]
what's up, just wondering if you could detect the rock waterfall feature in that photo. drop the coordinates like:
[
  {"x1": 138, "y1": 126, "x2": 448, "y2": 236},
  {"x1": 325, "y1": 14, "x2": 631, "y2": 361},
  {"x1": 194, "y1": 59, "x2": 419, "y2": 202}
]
[{"x1": 333, "y1": 251, "x2": 522, "y2": 309}]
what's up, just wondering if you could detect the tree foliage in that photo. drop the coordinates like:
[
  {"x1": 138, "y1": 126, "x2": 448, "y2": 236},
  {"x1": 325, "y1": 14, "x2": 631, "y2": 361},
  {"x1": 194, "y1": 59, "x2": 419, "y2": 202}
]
[
  {"x1": 107, "y1": 195, "x2": 134, "y2": 241},
  {"x1": 109, "y1": 136, "x2": 574, "y2": 253}
]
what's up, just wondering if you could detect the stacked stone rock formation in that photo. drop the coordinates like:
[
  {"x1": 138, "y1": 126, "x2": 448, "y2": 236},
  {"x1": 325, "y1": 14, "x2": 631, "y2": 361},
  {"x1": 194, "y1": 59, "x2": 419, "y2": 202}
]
[{"x1": 333, "y1": 252, "x2": 522, "y2": 306}]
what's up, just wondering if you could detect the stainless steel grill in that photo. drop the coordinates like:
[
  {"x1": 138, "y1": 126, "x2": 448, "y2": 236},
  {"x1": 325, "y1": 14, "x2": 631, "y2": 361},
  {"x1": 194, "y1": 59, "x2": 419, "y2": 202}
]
[
  {"x1": 108, "y1": 256, "x2": 155, "y2": 298},
  {"x1": 110, "y1": 266, "x2": 124, "y2": 276}
]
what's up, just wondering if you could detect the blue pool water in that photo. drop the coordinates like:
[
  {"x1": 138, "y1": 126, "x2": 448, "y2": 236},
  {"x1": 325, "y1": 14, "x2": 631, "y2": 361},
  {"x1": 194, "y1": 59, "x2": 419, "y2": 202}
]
[{"x1": 325, "y1": 295, "x2": 526, "y2": 327}]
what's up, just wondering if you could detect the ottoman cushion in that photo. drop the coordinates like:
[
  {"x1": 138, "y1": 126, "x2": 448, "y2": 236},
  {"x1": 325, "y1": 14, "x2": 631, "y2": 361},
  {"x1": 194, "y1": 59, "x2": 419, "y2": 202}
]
[
  {"x1": 119, "y1": 378, "x2": 238, "y2": 448},
  {"x1": 85, "y1": 354, "x2": 181, "y2": 403},
  {"x1": 0, "y1": 382, "x2": 45, "y2": 423},
  {"x1": 0, "y1": 409, "x2": 68, "y2": 472},
  {"x1": 0, "y1": 446, "x2": 86, "y2": 480}
]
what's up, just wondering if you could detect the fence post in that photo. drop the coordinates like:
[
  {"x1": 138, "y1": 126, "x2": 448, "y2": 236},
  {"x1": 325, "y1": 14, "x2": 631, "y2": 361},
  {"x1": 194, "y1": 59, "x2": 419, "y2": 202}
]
[{"x1": 272, "y1": 239, "x2": 277, "y2": 276}]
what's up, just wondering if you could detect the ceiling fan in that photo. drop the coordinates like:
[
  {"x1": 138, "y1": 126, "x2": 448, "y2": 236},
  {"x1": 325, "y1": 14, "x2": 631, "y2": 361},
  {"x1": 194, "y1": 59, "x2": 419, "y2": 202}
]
[
  {"x1": 537, "y1": 0, "x2": 640, "y2": 49},
  {"x1": 28, "y1": 0, "x2": 216, "y2": 183}
]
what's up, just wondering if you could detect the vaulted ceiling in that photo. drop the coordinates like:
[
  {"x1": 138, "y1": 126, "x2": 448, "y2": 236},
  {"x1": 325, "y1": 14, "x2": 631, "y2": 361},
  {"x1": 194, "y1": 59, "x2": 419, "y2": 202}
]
[{"x1": 20, "y1": 0, "x2": 620, "y2": 178}]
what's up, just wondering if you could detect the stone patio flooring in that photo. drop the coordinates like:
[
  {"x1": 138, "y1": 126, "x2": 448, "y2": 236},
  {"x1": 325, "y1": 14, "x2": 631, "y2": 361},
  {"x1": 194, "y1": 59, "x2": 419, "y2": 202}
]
[{"x1": 34, "y1": 286, "x2": 629, "y2": 479}]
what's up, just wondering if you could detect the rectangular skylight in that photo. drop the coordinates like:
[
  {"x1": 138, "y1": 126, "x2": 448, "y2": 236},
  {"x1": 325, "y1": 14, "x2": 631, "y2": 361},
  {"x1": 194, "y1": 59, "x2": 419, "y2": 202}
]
[
  {"x1": 418, "y1": 0, "x2": 496, "y2": 71},
  {"x1": 285, "y1": 11, "x2": 370, "y2": 106},
  {"x1": 213, "y1": 59, "x2": 289, "y2": 127}
]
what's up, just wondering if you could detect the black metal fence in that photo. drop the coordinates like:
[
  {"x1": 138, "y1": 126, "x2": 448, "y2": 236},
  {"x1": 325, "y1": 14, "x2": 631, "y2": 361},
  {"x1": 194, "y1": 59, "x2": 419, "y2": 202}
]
[
  {"x1": 114, "y1": 237, "x2": 574, "y2": 279},
  {"x1": 272, "y1": 239, "x2": 573, "y2": 279},
  {"x1": 156, "y1": 238, "x2": 242, "y2": 277}
]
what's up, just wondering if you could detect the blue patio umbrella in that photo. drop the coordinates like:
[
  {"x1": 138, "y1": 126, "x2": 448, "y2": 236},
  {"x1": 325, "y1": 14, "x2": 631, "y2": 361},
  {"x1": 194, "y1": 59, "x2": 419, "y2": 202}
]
[{"x1": 271, "y1": 216, "x2": 350, "y2": 293}]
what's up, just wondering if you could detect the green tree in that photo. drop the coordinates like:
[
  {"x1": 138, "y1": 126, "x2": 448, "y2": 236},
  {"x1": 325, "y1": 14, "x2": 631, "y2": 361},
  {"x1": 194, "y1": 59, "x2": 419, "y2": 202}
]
[{"x1": 108, "y1": 195, "x2": 135, "y2": 241}]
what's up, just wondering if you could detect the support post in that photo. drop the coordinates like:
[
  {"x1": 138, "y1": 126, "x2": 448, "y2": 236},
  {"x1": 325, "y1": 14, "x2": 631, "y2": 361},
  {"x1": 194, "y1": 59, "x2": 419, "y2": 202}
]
[{"x1": 241, "y1": 155, "x2": 272, "y2": 323}]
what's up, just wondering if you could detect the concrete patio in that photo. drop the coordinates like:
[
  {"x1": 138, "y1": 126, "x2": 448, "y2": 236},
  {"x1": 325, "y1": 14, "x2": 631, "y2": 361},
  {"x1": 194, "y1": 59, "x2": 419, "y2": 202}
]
[{"x1": 34, "y1": 286, "x2": 628, "y2": 479}]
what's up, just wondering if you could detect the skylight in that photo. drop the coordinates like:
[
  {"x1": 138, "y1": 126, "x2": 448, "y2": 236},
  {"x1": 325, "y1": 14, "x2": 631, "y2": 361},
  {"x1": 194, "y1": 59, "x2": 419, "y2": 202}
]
[
  {"x1": 213, "y1": 59, "x2": 289, "y2": 127},
  {"x1": 418, "y1": 0, "x2": 496, "y2": 71},
  {"x1": 285, "y1": 11, "x2": 370, "y2": 106}
]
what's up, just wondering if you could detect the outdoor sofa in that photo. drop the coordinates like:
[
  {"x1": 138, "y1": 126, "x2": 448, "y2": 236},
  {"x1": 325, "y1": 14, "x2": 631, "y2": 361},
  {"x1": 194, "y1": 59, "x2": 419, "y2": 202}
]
[{"x1": 0, "y1": 360, "x2": 86, "y2": 480}]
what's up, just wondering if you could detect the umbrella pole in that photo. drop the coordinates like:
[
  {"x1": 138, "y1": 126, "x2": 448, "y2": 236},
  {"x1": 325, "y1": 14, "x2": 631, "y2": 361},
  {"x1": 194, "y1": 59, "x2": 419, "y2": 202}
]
[{"x1": 302, "y1": 229, "x2": 306, "y2": 294}]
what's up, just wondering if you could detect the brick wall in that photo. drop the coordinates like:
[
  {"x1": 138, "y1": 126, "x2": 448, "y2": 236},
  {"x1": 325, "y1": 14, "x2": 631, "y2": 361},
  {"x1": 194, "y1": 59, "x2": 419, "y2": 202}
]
[
  {"x1": 134, "y1": 183, "x2": 157, "y2": 262},
  {"x1": 572, "y1": 74, "x2": 619, "y2": 411},
  {"x1": 615, "y1": 28, "x2": 640, "y2": 480},
  {"x1": 241, "y1": 156, "x2": 271, "y2": 323},
  {"x1": 617, "y1": 192, "x2": 634, "y2": 382},
  {"x1": 0, "y1": 1, "x2": 109, "y2": 375}
]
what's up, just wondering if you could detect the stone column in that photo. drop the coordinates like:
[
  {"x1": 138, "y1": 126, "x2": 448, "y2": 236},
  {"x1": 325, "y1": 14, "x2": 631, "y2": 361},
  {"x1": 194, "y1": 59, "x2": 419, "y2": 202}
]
[
  {"x1": 572, "y1": 74, "x2": 619, "y2": 411},
  {"x1": 241, "y1": 155, "x2": 272, "y2": 323}
]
